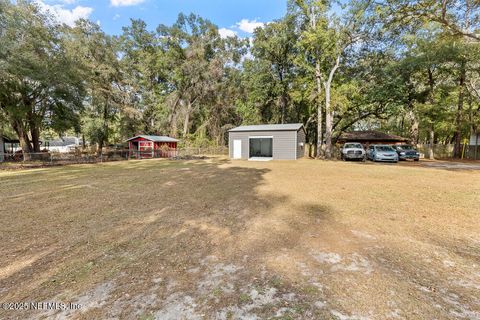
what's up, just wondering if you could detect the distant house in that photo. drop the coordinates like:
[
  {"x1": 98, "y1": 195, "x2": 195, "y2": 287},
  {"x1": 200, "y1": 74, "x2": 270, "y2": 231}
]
[
  {"x1": 228, "y1": 123, "x2": 306, "y2": 160},
  {"x1": 337, "y1": 130, "x2": 410, "y2": 146},
  {"x1": 1, "y1": 135, "x2": 20, "y2": 152},
  {"x1": 44, "y1": 136, "x2": 82, "y2": 153},
  {"x1": 127, "y1": 135, "x2": 179, "y2": 159},
  {"x1": 469, "y1": 133, "x2": 479, "y2": 146}
]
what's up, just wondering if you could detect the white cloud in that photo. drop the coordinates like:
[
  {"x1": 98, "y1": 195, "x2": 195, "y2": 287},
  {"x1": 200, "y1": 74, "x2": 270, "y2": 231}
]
[
  {"x1": 218, "y1": 28, "x2": 237, "y2": 39},
  {"x1": 113, "y1": 14, "x2": 121, "y2": 21},
  {"x1": 35, "y1": 1, "x2": 93, "y2": 27},
  {"x1": 236, "y1": 19, "x2": 264, "y2": 33},
  {"x1": 110, "y1": 0, "x2": 145, "y2": 7}
]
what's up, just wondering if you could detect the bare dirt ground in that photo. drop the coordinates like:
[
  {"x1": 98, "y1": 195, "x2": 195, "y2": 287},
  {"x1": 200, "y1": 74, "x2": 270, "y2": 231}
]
[{"x1": 0, "y1": 157, "x2": 479, "y2": 319}]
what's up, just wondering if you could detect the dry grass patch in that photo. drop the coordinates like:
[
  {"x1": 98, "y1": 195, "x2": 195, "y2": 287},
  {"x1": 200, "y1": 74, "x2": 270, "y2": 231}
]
[{"x1": 0, "y1": 157, "x2": 479, "y2": 319}]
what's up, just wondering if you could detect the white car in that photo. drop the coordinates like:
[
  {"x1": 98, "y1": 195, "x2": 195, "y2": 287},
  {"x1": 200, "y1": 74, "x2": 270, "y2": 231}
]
[
  {"x1": 366, "y1": 145, "x2": 399, "y2": 163},
  {"x1": 341, "y1": 142, "x2": 366, "y2": 161}
]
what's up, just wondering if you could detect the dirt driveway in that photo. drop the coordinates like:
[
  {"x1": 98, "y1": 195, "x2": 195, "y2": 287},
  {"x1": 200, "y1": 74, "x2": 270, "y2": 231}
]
[
  {"x1": 406, "y1": 160, "x2": 480, "y2": 170},
  {"x1": 0, "y1": 158, "x2": 479, "y2": 319}
]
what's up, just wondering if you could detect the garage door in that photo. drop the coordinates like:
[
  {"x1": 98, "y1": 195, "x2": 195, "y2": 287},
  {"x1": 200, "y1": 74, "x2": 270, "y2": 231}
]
[{"x1": 249, "y1": 138, "x2": 273, "y2": 158}]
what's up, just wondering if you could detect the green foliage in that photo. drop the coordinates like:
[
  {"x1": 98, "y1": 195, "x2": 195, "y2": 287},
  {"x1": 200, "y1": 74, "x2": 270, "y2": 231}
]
[
  {"x1": 0, "y1": 0, "x2": 85, "y2": 153},
  {"x1": 1, "y1": 0, "x2": 479, "y2": 157}
]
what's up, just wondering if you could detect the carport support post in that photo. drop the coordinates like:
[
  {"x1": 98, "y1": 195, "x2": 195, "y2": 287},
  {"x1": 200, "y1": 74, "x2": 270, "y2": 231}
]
[{"x1": 0, "y1": 135, "x2": 4, "y2": 163}]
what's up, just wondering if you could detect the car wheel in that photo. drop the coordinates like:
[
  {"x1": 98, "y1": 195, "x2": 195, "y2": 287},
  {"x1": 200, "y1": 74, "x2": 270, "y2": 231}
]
[{"x1": 414, "y1": 158, "x2": 419, "y2": 162}]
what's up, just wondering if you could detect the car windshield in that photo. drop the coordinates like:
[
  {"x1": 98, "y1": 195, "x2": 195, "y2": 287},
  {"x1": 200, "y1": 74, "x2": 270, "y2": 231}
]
[
  {"x1": 345, "y1": 143, "x2": 362, "y2": 149},
  {"x1": 376, "y1": 146, "x2": 394, "y2": 152}
]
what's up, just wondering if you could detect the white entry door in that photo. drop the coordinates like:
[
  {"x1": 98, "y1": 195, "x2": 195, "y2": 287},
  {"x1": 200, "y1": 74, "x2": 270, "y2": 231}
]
[{"x1": 233, "y1": 140, "x2": 242, "y2": 159}]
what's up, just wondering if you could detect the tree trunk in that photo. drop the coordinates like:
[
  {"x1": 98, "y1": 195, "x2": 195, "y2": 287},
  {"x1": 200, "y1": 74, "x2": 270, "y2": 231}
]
[
  {"x1": 315, "y1": 62, "x2": 323, "y2": 158},
  {"x1": 428, "y1": 126, "x2": 435, "y2": 160},
  {"x1": 408, "y1": 109, "x2": 419, "y2": 145},
  {"x1": 279, "y1": 93, "x2": 287, "y2": 124},
  {"x1": 324, "y1": 55, "x2": 341, "y2": 160},
  {"x1": 169, "y1": 97, "x2": 180, "y2": 137},
  {"x1": 0, "y1": 133, "x2": 4, "y2": 163},
  {"x1": 324, "y1": 83, "x2": 333, "y2": 159},
  {"x1": 26, "y1": 105, "x2": 42, "y2": 152},
  {"x1": 12, "y1": 120, "x2": 32, "y2": 161},
  {"x1": 453, "y1": 61, "x2": 466, "y2": 158},
  {"x1": 183, "y1": 101, "x2": 192, "y2": 137},
  {"x1": 99, "y1": 99, "x2": 109, "y2": 156},
  {"x1": 427, "y1": 67, "x2": 436, "y2": 160},
  {"x1": 30, "y1": 125, "x2": 41, "y2": 152},
  {"x1": 170, "y1": 112, "x2": 178, "y2": 138},
  {"x1": 310, "y1": 7, "x2": 324, "y2": 159}
]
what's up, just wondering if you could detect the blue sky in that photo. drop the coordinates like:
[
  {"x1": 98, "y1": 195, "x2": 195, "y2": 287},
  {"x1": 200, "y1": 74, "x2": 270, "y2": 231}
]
[{"x1": 37, "y1": 0, "x2": 288, "y2": 36}]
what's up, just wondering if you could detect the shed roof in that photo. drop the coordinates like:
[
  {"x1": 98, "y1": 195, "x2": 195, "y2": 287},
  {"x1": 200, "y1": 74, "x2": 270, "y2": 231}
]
[
  {"x1": 229, "y1": 123, "x2": 304, "y2": 132},
  {"x1": 338, "y1": 130, "x2": 409, "y2": 142},
  {"x1": 126, "y1": 135, "x2": 179, "y2": 143},
  {"x1": 1, "y1": 135, "x2": 20, "y2": 143}
]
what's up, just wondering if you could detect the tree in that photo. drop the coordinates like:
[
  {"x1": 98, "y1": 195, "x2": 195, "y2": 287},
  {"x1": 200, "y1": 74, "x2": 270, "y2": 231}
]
[
  {"x1": 118, "y1": 19, "x2": 160, "y2": 138},
  {"x1": 250, "y1": 16, "x2": 297, "y2": 124},
  {"x1": 382, "y1": 0, "x2": 480, "y2": 42},
  {"x1": 157, "y1": 13, "x2": 246, "y2": 143},
  {"x1": 0, "y1": 0, "x2": 84, "y2": 159},
  {"x1": 380, "y1": 0, "x2": 480, "y2": 157},
  {"x1": 67, "y1": 20, "x2": 124, "y2": 153},
  {"x1": 293, "y1": 0, "x2": 372, "y2": 158}
]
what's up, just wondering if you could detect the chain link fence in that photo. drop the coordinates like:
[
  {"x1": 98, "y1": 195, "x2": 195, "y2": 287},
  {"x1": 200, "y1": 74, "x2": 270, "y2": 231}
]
[
  {"x1": 416, "y1": 144, "x2": 480, "y2": 160},
  {"x1": 0, "y1": 146, "x2": 229, "y2": 167}
]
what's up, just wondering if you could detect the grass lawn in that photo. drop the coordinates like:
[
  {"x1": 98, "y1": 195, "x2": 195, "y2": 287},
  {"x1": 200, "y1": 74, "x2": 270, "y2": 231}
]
[{"x1": 1, "y1": 158, "x2": 479, "y2": 319}]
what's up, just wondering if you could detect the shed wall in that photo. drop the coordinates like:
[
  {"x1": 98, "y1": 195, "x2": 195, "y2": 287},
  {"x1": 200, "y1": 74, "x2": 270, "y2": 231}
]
[
  {"x1": 229, "y1": 130, "x2": 298, "y2": 160},
  {"x1": 296, "y1": 129, "x2": 306, "y2": 159}
]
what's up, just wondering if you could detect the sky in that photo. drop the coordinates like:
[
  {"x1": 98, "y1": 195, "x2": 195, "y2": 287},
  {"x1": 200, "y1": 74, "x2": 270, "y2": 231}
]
[{"x1": 36, "y1": 0, "x2": 288, "y2": 37}]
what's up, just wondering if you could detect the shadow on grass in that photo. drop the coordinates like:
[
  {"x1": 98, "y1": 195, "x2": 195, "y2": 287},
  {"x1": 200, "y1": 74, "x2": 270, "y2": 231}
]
[{"x1": 0, "y1": 158, "x2": 342, "y2": 319}]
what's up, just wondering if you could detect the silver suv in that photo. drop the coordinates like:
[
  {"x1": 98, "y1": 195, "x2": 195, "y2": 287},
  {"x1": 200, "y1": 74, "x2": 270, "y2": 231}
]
[{"x1": 341, "y1": 142, "x2": 366, "y2": 161}]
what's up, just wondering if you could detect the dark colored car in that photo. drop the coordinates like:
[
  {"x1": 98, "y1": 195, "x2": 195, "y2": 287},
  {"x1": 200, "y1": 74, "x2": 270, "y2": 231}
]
[{"x1": 392, "y1": 145, "x2": 420, "y2": 161}]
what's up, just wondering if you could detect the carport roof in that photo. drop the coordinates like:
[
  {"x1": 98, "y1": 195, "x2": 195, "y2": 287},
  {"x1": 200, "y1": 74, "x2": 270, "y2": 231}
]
[{"x1": 229, "y1": 123, "x2": 304, "y2": 132}]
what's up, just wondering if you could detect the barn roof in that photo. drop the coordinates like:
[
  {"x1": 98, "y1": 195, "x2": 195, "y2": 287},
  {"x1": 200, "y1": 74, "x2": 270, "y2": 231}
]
[
  {"x1": 229, "y1": 123, "x2": 304, "y2": 132},
  {"x1": 338, "y1": 130, "x2": 409, "y2": 142},
  {"x1": 126, "y1": 135, "x2": 179, "y2": 142}
]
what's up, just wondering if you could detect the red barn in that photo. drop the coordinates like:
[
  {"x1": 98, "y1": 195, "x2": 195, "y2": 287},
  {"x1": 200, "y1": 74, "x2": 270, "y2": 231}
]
[{"x1": 127, "y1": 135, "x2": 179, "y2": 159}]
